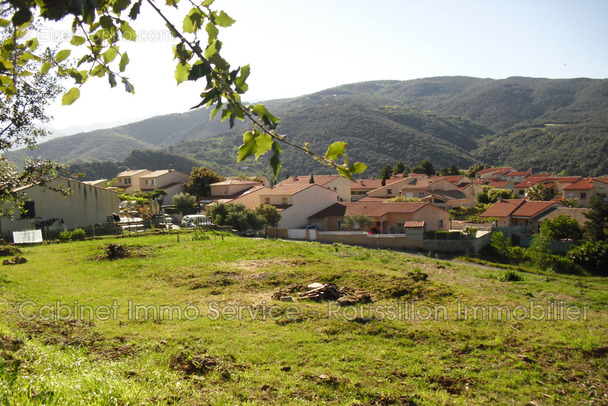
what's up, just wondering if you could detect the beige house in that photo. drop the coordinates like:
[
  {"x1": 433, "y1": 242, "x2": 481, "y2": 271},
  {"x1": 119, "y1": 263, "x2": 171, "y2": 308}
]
[
  {"x1": 258, "y1": 184, "x2": 337, "y2": 228},
  {"x1": 481, "y1": 199, "x2": 562, "y2": 232},
  {"x1": 115, "y1": 169, "x2": 150, "y2": 193},
  {"x1": 209, "y1": 179, "x2": 264, "y2": 202},
  {"x1": 139, "y1": 169, "x2": 190, "y2": 202},
  {"x1": 562, "y1": 178, "x2": 594, "y2": 207},
  {"x1": 308, "y1": 201, "x2": 450, "y2": 233},
  {"x1": 593, "y1": 177, "x2": 608, "y2": 203},
  {"x1": 227, "y1": 186, "x2": 270, "y2": 209},
  {"x1": 280, "y1": 175, "x2": 352, "y2": 202},
  {"x1": 0, "y1": 177, "x2": 119, "y2": 236},
  {"x1": 475, "y1": 167, "x2": 514, "y2": 180}
]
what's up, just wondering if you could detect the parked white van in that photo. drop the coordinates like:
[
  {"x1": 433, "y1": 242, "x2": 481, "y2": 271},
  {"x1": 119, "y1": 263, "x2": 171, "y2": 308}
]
[{"x1": 181, "y1": 214, "x2": 213, "y2": 228}]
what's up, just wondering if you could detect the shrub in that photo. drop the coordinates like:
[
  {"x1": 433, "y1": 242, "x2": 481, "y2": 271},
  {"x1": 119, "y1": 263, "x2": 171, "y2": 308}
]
[
  {"x1": 550, "y1": 256, "x2": 582, "y2": 275},
  {"x1": 58, "y1": 231, "x2": 72, "y2": 241},
  {"x1": 569, "y1": 241, "x2": 608, "y2": 275},
  {"x1": 71, "y1": 228, "x2": 86, "y2": 241},
  {"x1": 499, "y1": 271, "x2": 523, "y2": 282}
]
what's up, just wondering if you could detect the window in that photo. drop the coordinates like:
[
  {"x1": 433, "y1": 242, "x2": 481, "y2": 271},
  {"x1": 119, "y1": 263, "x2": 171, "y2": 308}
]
[
  {"x1": 282, "y1": 197, "x2": 288, "y2": 205},
  {"x1": 337, "y1": 221, "x2": 343, "y2": 228},
  {"x1": 21, "y1": 201, "x2": 35, "y2": 219},
  {"x1": 438, "y1": 219, "x2": 444, "y2": 227},
  {"x1": 125, "y1": 178, "x2": 131, "y2": 185},
  {"x1": 264, "y1": 198, "x2": 270, "y2": 204},
  {"x1": 387, "y1": 188, "x2": 393, "y2": 195},
  {"x1": 581, "y1": 193, "x2": 587, "y2": 199}
]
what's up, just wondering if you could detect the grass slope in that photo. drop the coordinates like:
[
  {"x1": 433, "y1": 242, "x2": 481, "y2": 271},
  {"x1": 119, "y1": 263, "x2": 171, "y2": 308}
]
[{"x1": 1, "y1": 234, "x2": 606, "y2": 405}]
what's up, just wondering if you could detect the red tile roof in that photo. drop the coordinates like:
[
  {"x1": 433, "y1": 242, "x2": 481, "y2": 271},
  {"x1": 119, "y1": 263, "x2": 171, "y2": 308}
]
[
  {"x1": 260, "y1": 183, "x2": 321, "y2": 196},
  {"x1": 563, "y1": 178, "x2": 594, "y2": 190},
  {"x1": 309, "y1": 202, "x2": 431, "y2": 219},
  {"x1": 280, "y1": 175, "x2": 344, "y2": 186},
  {"x1": 433, "y1": 175, "x2": 469, "y2": 183},
  {"x1": 503, "y1": 171, "x2": 530, "y2": 177},
  {"x1": 481, "y1": 199, "x2": 526, "y2": 217},
  {"x1": 350, "y1": 178, "x2": 400, "y2": 190},
  {"x1": 476, "y1": 167, "x2": 514, "y2": 175},
  {"x1": 594, "y1": 177, "x2": 608, "y2": 185},
  {"x1": 512, "y1": 201, "x2": 558, "y2": 218}
]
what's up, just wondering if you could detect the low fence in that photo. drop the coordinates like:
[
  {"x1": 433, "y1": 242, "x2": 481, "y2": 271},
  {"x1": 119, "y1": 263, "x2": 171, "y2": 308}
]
[
  {"x1": 316, "y1": 231, "x2": 424, "y2": 250},
  {"x1": 423, "y1": 231, "x2": 492, "y2": 254}
]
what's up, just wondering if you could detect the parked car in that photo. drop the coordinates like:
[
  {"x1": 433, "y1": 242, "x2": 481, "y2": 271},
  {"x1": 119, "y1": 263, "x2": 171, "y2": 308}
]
[{"x1": 181, "y1": 214, "x2": 213, "y2": 228}]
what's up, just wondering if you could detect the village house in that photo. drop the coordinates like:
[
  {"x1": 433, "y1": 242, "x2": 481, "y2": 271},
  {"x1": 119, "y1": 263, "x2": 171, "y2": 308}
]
[
  {"x1": 209, "y1": 179, "x2": 264, "y2": 203},
  {"x1": 280, "y1": 175, "x2": 352, "y2": 202},
  {"x1": 0, "y1": 177, "x2": 119, "y2": 237},
  {"x1": 226, "y1": 185, "x2": 270, "y2": 208},
  {"x1": 563, "y1": 178, "x2": 595, "y2": 206},
  {"x1": 115, "y1": 169, "x2": 150, "y2": 193},
  {"x1": 480, "y1": 199, "x2": 562, "y2": 233},
  {"x1": 308, "y1": 201, "x2": 450, "y2": 234},
  {"x1": 258, "y1": 183, "x2": 337, "y2": 229},
  {"x1": 350, "y1": 178, "x2": 403, "y2": 201},
  {"x1": 138, "y1": 169, "x2": 190, "y2": 202},
  {"x1": 534, "y1": 207, "x2": 590, "y2": 231},
  {"x1": 593, "y1": 177, "x2": 608, "y2": 203},
  {"x1": 475, "y1": 167, "x2": 515, "y2": 180}
]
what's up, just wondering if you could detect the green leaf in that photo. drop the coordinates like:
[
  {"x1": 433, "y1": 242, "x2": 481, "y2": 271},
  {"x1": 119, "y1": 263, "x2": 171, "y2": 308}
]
[
  {"x1": 255, "y1": 132, "x2": 273, "y2": 158},
  {"x1": 202, "y1": 0, "x2": 215, "y2": 6},
  {"x1": 187, "y1": 60, "x2": 211, "y2": 81},
  {"x1": 25, "y1": 38, "x2": 38, "y2": 51},
  {"x1": 237, "y1": 130, "x2": 258, "y2": 162},
  {"x1": 204, "y1": 40, "x2": 218, "y2": 59},
  {"x1": 40, "y1": 61, "x2": 52, "y2": 74},
  {"x1": 112, "y1": 0, "x2": 130, "y2": 13},
  {"x1": 70, "y1": 35, "x2": 86, "y2": 46},
  {"x1": 128, "y1": 0, "x2": 142, "y2": 20},
  {"x1": 325, "y1": 141, "x2": 347, "y2": 161},
  {"x1": 183, "y1": 8, "x2": 203, "y2": 33},
  {"x1": 0, "y1": 18, "x2": 10, "y2": 28},
  {"x1": 122, "y1": 78, "x2": 134, "y2": 93},
  {"x1": 120, "y1": 21, "x2": 137, "y2": 41},
  {"x1": 235, "y1": 64, "x2": 250, "y2": 94},
  {"x1": 350, "y1": 162, "x2": 368, "y2": 174},
  {"x1": 174, "y1": 62, "x2": 191, "y2": 84},
  {"x1": 215, "y1": 10, "x2": 235, "y2": 27},
  {"x1": 252, "y1": 104, "x2": 280, "y2": 128},
  {"x1": 90, "y1": 64, "x2": 106, "y2": 77},
  {"x1": 12, "y1": 8, "x2": 32, "y2": 27},
  {"x1": 102, "y1": 47, "x2": 118, "y2": 63},
  {"x1": 62, "y1": 87, "x2": 80, "y2": 105},
  {"x1": 55, "y1": 49, "x2": 71, "y2": 62},
  {"x1": 108, "y1": 72, "x2": 117, "y2": 87},
  {"x1": 270, "y1": 141, "x2": 282, "y2": 180},
  {"x1": 119, "y1": 52, "x2": 129, "y2": 72},
  {"x1": 205, "y1": 22, "x2": 219, "y2": 42}
]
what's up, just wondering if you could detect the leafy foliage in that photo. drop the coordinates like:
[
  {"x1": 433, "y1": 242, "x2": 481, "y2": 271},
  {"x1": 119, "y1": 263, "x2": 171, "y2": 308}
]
[
  {"x1": 490, "y1": 231, "x2": 513, "y2": 261},
  {"x1": 569, "y1": 240, "x2": 608, "y2": 275},
  {"x1": 342, "y1": 213, "x2": 375, "y2": 231},
  {"x1": 255, "y1": 204, "x2": 281, "y2": 227},
  {"x1": 583, "y1": 196, "x2": 608, "y2": 241},
  {"x1": 206, "y1": 202, "x2": 265, "y2": 234},
  {"x1": 184, "y1": 166, "x2": 224, "y2": 198},
  {"x1": 476, "y1": 187, "x2": 514, "y2": 204},
  {"x1": 540, "y1": 214, "x2": 583, "y2": 241},
  {"x1": 172, "y1": 193, "x2": 198, "y2": 210},
  {"x1": 526, "y1": 183, "x2": 552, "y2": 201},
  {"x1": 411, "y1": 159, "x2": 435, "y2": 176}
]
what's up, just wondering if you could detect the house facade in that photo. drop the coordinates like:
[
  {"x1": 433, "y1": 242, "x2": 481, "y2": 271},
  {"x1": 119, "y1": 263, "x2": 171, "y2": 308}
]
[
  {"x1": 308, "y1": 202, "x2": 450, "y2": 233},
  {"x1": 0, "y1": 177, "x2": 119, "y2": 236},
  {"x1": 139, "y1": 169, "x2": 190, "y2": 202},
  {"x1": 258, "y1": 184, "x2": 337, "y2": 229},
  {"x1": 209, "y1": 179, "x2": 263, "y2": 202},
  {"x1": 280, "y1": 175, "x2": 352, "y2": 202},
  {"x1": 115, "y1": 169, "x2": 150, "y2": 193}
]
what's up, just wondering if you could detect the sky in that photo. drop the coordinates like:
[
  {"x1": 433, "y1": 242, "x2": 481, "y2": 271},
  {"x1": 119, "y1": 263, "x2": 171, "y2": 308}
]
[{"x1": 43, "y1": 0, "x2": 608, "y2": 133}]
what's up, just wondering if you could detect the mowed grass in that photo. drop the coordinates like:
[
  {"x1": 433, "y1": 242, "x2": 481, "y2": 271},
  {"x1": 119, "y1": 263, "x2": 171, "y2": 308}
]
[{"x1": 0, "y1": 233, "x2": 607, "y2": 405}]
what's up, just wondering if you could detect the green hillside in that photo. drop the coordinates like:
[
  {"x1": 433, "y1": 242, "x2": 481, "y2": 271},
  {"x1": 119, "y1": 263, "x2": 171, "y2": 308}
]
[{"x1": 9, "y1": 77, "x2": 608, "y2": 177}]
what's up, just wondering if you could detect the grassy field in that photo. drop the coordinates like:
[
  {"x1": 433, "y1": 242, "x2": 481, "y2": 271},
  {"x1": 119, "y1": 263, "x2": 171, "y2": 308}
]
[{"x1": 0, "y1": 233, "x2": 607, "y2": 405}]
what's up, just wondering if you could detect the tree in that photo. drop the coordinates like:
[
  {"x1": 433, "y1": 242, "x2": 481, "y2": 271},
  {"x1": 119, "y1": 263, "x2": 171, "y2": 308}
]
[
  {"x1": 465, "y1": 163, "x2": 489, "y2": 179},
  {"x1": 184, "y1": 167, "x2": 225, "y2": 198},
  {"x1": 0, "y1": 25, "x2": 67, "y2": 217},
  {"x1": 439, "y1": 164, "x2": 461, "y2": 176},
  {"x1": 539, "y1": 214, "x2": 583, "y2": 241},
  {"x1": 172, "y1": 192, "x2": 198, "y2": 210},
  {"x1": 490, "y1": 231, "x2": 513, "y2": 261},
  {"x1": 583, "y1": 196, "x2": 608, "y2": 241},
  {"x1": 561, "y1": 198, "x2": 579, "y2": 208},
  {"x1": 0, "y1": 0, "x2": 367, "y2": 180},
  {"x1": 412, "y1": 159, "x2": 435, "y2": 176},
  {"x1": 569, "y1": 240, "x2": 608, "y2": 275},
  {"x1": 255, "y1": 204, "x2": 281, "y2": 227},
  {"x1": 379, "y1": 164, "x2": 393, "y2": 181},
  {"x1": 526, "y1": 233, "x2": 553, "y2": 270},
  {"x1": 207, "y1": 202, "x2": 265, "y2": 234},
  {"x1": 477, "y1": 187, "x2": 514, "y2": 204},
  {"x1": 526, "y1": 183, "x2": 551, "y2": 201},
  {"x1": 342, "y1": 214, "x2": 375, "y2": 231},
  {"x1": 394, "y1": 161, "x2": 408, "y2": 174}
]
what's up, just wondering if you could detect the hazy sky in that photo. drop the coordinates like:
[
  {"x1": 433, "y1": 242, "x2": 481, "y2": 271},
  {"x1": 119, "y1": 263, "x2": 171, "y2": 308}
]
[{"x1": 45, "y1": 0, "x2": 608, "y2": 132}]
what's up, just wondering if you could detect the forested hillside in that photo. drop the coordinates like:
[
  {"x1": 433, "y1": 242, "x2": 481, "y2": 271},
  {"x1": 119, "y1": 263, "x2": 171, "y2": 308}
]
[{"x1": 10, "y1": 77, "x2": 608, "y2": 178}]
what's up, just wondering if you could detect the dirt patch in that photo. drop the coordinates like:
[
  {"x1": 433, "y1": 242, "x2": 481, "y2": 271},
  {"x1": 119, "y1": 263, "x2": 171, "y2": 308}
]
[
  {"x1": 583, "y1": 345, "x2": 608, "y2": 358},
  {"x1": 18, "y1": 319, "x2": 102, "y2": 347},
  {"x1": 0, "y1": 246, "x2": 21, "y2": 257},
  {"x1": 428, "y1": 375, "x2": 472, "y2": 395},
  {"x1": 0, "y1": 335, "x2": 23, "y2": 351},
  {"x1": 170, "y1": 350, "x2": 219, "y2": 375},
  {"x1": 92, "y1": 244, "x2": 153, "y2": 261},
  {"x1": 228, "y1": 259, "x2": 315, "y2": 272}
]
